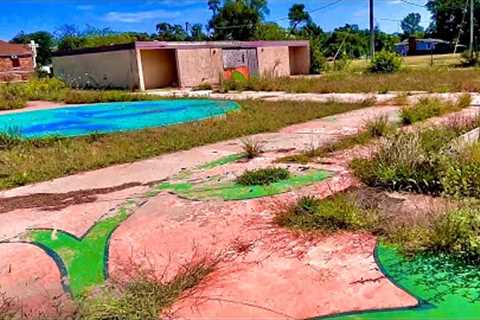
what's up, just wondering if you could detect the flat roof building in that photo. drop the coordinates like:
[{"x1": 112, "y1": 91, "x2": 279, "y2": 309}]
[{"x1": 52, "y1": 40, "x2": 310, "y2": 91}]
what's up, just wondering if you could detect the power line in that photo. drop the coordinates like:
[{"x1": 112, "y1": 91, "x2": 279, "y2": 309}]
[
  {"x1": 215, "y1": 0, "x2": 346, "y2": 29},
  {"x1": 396, "y1": 0, "x2": 427, "y2": 8}
]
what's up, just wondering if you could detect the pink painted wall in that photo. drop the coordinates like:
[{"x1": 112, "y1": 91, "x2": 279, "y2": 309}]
[
  {"x1": 257, "y1": 46, "x2": 291, "y2": 77},
  {"x1": 176, "y1": 48, "x2": 224, "y2": 87}
]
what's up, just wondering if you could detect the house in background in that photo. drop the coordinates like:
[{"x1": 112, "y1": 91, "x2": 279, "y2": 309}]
[
  {"x1": 52, "y1": 40, "x2": 310, "y2": 91},
  {"x1": 0, "y1": 40, "x2": 35, "y2": 81},
  {"x1": 394, "y1": 37, "x2": 453, "y2": 56}
]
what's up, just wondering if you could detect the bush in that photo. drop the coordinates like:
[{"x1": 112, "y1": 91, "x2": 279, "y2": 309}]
[
  {"x1": 352, "y1": 117, "x2": 480, "y2": 195},
  {"x1": 426, "y1": 207, "x2": 480, "y2": 263},
  {"x1": 274, "y1": 193, "x2": 379, "y2": 232},
  {"x1": 401, "y1": 98, "x2": 442, "y2": 125},
  {"x1": 441, "y1": 142, "x2": 480, "y2": 198},
  {"x1": 352, "y1": 129, "x2": 451, "y2": 194},
  {"x1": 0, "y1": 84, "x2": 27, "y2": 110},
  {"x1": 236, "y1": 167, "x2": 289, "y2": 186},
  {"x1": 400, "y1": 96, "x2": 470, "y2": 125},
  {"x1": 364, "y1": 115, "x2": 392, "y2": 137},
  {"x1": 369, "y1": 50, "x2": 402, "y2": 73}
]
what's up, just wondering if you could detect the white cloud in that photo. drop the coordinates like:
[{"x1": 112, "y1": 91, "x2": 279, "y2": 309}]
[{"x1": 104, "y1": 9, "x2": 180, "y2": 23}]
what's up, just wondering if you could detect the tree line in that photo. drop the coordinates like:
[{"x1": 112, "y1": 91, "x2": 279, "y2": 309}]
[{"x1": 9, "y1": 0, "x2": 476, "y2": 71}]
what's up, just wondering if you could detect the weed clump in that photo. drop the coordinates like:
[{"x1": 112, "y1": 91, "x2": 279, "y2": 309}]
[
  {"x1": 78, "y1": 258, "x2": 216, "y2": 320},
  {"x1": 352, "y1": 117, "x2": 480, "y2": 195},
  {"x1": 441, "y1": 142, "x2": 480, "y2": 198},
  {"x1": 274, "y1": 193, "x2": 380, "y2": 232},
  {"x1": 236, "y1": 167, "x2": 290, "y2": 186},
  {"x1": 240, "y1": 138, "x2": 264, "y2": 159},
  {"x1": 364, "y1": 115, "x2": 392, "y2": 137},
  {"x1": 400, "y1": 95, "x2": 471, "y2": 125}
]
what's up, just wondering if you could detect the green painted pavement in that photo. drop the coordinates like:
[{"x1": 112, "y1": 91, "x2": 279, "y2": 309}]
[
  {"x1": 156, "y1": 169, "x2": 331, "y2": 201},
  {"x1": 198, "y1": 153, "x2": 247, "y2": 170},
  {"x1": 319, "y1": 244, "x2": 480, "y2": 320},
  {"x1": 27, "y1": 208, "x2": 131, "y2": 298}
]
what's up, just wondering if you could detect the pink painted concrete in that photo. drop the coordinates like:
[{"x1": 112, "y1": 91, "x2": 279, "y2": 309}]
[{"x1": 0, "y1": 103, "x2": 478, "y2": 318}]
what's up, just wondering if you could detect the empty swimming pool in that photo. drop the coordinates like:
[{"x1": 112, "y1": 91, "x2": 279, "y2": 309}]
[{"x1": 0, "y1": 99, "x2": 239, "y2": 138}]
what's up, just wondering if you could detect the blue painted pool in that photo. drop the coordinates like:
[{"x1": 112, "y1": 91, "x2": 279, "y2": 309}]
[{"x1": 0, "y1": 99, "x2": 239, "y2": 138}]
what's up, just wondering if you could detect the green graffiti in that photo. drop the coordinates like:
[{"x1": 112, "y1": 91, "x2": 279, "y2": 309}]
[
  {"x1": 318, "y1": 244, "x2": 480, "y2": 320},
  {"x1": 198, "y1": 153, "x2": 247, "y2": 170},
  {"x1": 26, "y1": 208, "x2": 132, "y2": 298},
  {"x1": 232, "y1": 70, "x2": 247, "y2": 81},
  {"x1": 156, "y1": 169, "x2": 331, "y2": 201}
]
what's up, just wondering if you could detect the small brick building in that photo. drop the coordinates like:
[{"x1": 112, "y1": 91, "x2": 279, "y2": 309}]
[{"x1": 0, "y1": 40, "x2": 34, "y2": 82}]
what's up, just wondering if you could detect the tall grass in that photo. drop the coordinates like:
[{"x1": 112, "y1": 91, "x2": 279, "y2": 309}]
[
  {"x1": 220, "y1": 68, "x2": 480, "y2": 93},
  {"x1": 77, "y1": 257, "x2": 216, "y2": 320},
  {"x1": 400, "y1": 95, "x2": 472, "y2": 125},
  {"x1": 352, "y1": 116, "x2": 480, "y2": 195},
  {"x1": 0, "y1": 100, "x2": 371, "y2": 190}
]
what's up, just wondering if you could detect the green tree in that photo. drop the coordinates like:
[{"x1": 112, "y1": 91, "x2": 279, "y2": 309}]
[
  {"x1": 11, "y1": 31, "x2": 55, "y2": 66},
  {"x1": 401, "y1": 12, "x2": 424, "y2": 36},
  {"x1": 288, "y1": 4, "x2": 311, "y2": 32},
  {"x1": 426, "y1": 0, "x2": 480, "y2": 43},
  {"x1": 288, "y1": 4, "x2": 311, "y2": 33},
  {"x1": 255, "y1": 22, "x2": 288, "y2": 40},
  {"x1": 156, "y1": 23, "x2": 188, "y2": 41},
  {"x1": 208, "y1": 0, "x2": 269, "y2": 40},
  {"x1": 189, "y1": 23, "x2": 208, "y2": 41}
]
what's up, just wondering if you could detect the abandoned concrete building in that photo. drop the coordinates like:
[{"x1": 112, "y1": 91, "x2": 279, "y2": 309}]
[{"x1": 52, "y1": 41, "x2": 310, "y2": 90}]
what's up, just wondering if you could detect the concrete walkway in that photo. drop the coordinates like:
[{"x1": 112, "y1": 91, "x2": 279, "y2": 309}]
[{"x1": 0, "y1": 100, "x2": 478, "y2": 319}]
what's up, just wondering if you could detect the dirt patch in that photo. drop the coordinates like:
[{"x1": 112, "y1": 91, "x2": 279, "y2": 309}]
[{"x1": 0, "y1": 182, "x2": 144, "y2": 213}]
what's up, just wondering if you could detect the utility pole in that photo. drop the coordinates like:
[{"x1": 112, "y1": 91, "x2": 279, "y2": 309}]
[
  {"x1": 369, "y1": 0, "x2": 375, "y2": 58},
  {"x1": 470, "y1": 0, "x2": 475, "y2": 53}
]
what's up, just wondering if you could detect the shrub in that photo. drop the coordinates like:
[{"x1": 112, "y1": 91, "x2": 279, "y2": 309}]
[
  {"x1": 0, "y1": 84, "x2": 27, "y2": 110},
  {"x1": 364, "y1": 115, "x2": 392, "y2": 137},
  {"x1": 400, "y1": 96, "x2": 470, "y2": 125},
  {"x1": 240, "y1": 138, "x2": 264, "y2": 159},
  {"x1": 352, "y1": 130, "x2": 446, "y2": 194},
  {"x1": 369, "y1": 50, "x2": 402, "y2": 73},
  {"x1": 441, "y1": 142, "x2": 480, "y2": 198},
  {"x1": 236, "y1": 167, "x2": 289, "y2": 186},
  {"x1": 352, "y1": 120, "x2": 480, "y2": 195},
  {"x1": 400, "y1": 98, "x2": 443, "y2": 125},
  {"x1": 274, "y1": 193, "x2": 379, "y2": 232},
  {"x1": 425, "y1": 207, "x2": 480, "y2": 263}
]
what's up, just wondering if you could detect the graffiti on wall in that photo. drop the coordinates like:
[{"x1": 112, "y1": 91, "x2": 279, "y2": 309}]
[{"x1": 223, "y1": 49, "x2": 258, "y2": 81}]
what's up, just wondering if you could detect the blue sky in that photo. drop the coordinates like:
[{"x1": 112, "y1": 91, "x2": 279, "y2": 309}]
[{"x1": 0, "y1": 0, "x2": 430, "y2": 40}]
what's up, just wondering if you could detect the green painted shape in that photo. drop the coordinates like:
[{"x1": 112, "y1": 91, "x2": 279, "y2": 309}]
[
  {"x1": 198, "y1": 153, "x2": 246, "y2": 170},
  {"x1": 157, "y1": 170, "x2": 331, "y2": 201},
  {"x1": 232, "y1": 71, "x2": 247, "y2": 81},
  {"x1": 28, "y1": 209, "x2": 130, "y2": 298},
  {"x1": 320, "y1": 244, "x2": 480, "y2": 320}
]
